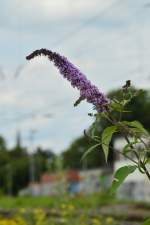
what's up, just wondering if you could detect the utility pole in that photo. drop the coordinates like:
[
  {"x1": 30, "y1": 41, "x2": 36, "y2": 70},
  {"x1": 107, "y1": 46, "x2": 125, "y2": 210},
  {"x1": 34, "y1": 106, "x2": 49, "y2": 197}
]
[{"x1": 28, "y1": 114, "x2": 53, "y2": 183}]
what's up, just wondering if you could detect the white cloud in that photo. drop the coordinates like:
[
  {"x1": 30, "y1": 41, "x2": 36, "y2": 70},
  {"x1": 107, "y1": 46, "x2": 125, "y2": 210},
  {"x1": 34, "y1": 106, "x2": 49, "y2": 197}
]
[
  {"x1": 0, "y1": 0, "x2": 115, "y2": 30},
  {"x1": 0, "y1": 0, "x2": 150, "y2": 153}
]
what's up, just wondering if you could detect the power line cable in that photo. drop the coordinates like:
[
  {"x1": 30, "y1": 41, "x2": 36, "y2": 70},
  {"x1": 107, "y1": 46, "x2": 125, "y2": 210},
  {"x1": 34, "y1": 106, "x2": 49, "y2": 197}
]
[{"x1": 52, "y1": 0, "x2": 121, "y2": 48}]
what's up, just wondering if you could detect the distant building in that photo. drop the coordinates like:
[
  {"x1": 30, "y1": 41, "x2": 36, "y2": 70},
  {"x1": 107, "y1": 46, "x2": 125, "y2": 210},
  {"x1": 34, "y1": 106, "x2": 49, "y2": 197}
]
[
  {"x1": 19, "y1": 169, "x2": 112, "y2": 196},
  {"x1": 66, "y1": 170, "x2": 81, "y2": 195}
]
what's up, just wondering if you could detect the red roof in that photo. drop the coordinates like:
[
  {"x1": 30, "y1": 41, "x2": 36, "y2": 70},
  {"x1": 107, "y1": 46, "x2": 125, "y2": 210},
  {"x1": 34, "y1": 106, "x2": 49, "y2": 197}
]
[
  {"x1": 41, "y1": 173, "x2": 56, "y2": 183},
  {"x1": 67, "y1": 170, "x2": 81, "y2": 182}
]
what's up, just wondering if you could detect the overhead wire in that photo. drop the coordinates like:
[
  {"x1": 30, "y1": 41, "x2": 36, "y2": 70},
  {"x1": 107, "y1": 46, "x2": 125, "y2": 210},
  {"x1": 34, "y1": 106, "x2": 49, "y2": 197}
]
[{"x1": 1, "y1": 0, "x2": 150, "y2": 130}]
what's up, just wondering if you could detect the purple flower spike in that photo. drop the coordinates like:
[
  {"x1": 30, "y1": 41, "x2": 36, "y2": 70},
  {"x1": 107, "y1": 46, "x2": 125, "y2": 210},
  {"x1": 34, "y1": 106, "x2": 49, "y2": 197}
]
[{"x1": 26, "y1": 49, "x2": 109, "y2": 112}]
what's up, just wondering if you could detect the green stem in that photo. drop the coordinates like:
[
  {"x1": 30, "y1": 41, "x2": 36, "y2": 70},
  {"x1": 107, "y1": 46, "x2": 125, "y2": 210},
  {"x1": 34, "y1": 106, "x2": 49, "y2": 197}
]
[
  {"x1": 140, "y1": 162, "x2": 150, "y2": 181},
  {"x1": 125, "y1": 135, "x2": 150, "y2": 181}
]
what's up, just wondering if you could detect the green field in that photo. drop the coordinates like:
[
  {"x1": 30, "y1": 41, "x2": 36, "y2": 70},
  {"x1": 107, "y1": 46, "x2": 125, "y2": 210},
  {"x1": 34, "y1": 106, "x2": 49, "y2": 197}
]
[
  {"x1": 0, "y1": 194, "x2": 149, "y2": 225},
  {"x1": 0, "y1": 193, "x2": 115, "y2": 209}
]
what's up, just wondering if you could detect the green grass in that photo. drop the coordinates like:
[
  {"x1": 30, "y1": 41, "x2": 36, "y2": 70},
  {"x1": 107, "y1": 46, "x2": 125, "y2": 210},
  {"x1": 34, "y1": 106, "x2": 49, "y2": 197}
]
[
  {"x1": 0, "y1": 193, "x2": 115, "y2": 209},
  {"x1": 0, "y1": 193, "x2": 149, "y2": 210},
  {"x1": 0, "y1": 194, "x2": 149, "y2": 225}
]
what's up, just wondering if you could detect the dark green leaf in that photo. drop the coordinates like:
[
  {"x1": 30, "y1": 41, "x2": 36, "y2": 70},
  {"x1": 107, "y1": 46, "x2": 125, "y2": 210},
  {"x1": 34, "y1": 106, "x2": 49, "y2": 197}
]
[
  {"x1": 123, "y1": 121, "x2": 149, "y2": 136},
  {"x1": 141, "y1": 218, "x2": 150, "y2": 225},
  {"x1": 102, "y1": 126, "x2": 117, "y2": 162},
  {"x1": 111, "y1": 102, "x2": 130, "y2": 112},
  {"x1": 111, "y1": 102, "x2": 124, "y2": 112},
  {"x1": 120, "y1": 99, "x2": 130, "y2": 106},
  {"x1": 110, "y1": 165, "x2": 137, "y2": 194},
  {"x1": 81, "y1": 143, "x2": 101, "y2": 161},
  {"x1": 145, "y1": 158, "x2": 150, "y2": 164},
  {"x1": 74, "y1": 96, "x2": 85, "y2": 107}
]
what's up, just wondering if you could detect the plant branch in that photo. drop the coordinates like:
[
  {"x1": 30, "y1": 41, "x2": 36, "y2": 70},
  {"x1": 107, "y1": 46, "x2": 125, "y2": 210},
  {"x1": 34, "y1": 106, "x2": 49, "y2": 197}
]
[{"x1": 124, "y1": 135, "x2": 150, "y2": 181}]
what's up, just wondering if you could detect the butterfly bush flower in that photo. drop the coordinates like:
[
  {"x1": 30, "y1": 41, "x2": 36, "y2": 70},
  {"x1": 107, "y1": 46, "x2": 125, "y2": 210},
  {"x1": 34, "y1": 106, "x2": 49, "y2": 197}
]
[{"x1": 26, "y1": 49, "x2": 109, "y2": 112}]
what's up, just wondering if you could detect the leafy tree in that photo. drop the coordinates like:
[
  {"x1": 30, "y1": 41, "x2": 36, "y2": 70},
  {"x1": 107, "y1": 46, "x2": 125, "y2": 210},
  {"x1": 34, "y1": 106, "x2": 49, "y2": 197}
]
[
  {"x1": 34, "y1": 147, "x2": 56, "y2": 180},
  {"x1": 108, "y1": 89, "x2": 150, "y2": 130},
  {"x1": 62, "y1": 134, "x2": 113, "y2": 169},
  {"x1": 0, "y1": 135, "x2": 56, "y2": 195}
]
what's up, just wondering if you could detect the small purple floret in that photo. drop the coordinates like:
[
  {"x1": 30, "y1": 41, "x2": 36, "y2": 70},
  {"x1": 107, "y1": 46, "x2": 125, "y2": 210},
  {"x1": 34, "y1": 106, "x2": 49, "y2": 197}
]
[{"x1": 26, "y1": 49, "x2": 109, "y2": 112}]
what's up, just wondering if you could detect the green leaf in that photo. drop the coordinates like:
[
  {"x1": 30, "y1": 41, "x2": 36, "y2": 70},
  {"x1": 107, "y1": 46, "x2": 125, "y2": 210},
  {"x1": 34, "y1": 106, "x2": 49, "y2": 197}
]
[
  {"x1": 141, "y1": 218, "x2": 150, "y2": 225},
  {"x1": 74, "y1": 96, "x2": 85, "y2": 107},
  {"x1": 111, "y1": 102, "x2": 131, "y2": 112},
  {"x1": 111, "y1": 102, "x2": 124, "y2": 112},
  {"x1": 110, "y1": 165, "x2": 137, "y2": 194},
  {"x1": 145, "y1": 158, "x2": 150, "y2": 164},
  {"x1": 123, "y1": 121, "x2": 149, "y2": 136},
  {"x1": 120, "y1": 99, "x2": 130, "y2": 106},
  {"x1": 81, "y1": 143, "x2": 101, "y2": 161},
  {"x1": 91, "y1": 123, "x2": 96, "y2": 138},
  {"x1": 102, "y1": 126, "x2": 117, "y2": 162}
]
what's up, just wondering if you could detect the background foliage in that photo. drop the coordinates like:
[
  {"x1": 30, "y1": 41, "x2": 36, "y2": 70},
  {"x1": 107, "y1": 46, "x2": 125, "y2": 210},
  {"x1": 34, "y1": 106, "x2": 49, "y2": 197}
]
[{"x1": 0, "y1": 88, "x2": 150, "y2": 195}]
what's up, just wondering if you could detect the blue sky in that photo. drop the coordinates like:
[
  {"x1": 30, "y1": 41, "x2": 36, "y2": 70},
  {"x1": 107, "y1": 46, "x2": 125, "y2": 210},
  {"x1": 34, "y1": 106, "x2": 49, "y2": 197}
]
[{"x1": 0, "y1": 0, "x2": 150, "y2": 153}]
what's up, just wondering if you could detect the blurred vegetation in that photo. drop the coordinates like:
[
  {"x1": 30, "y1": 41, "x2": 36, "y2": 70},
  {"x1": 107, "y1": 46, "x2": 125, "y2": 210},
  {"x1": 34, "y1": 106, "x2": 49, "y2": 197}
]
[
  {"x1": 0, "y1": 88, "x2": 150, "y2": 195},
  {"x1": 108, "y1": 88, "x2": 150, "y2": 130},
  {"x1": 0, "y1": 194, "x2": 118, "y2": 225},
  {"x1": 62, "y1": 88, "x2": 150, "y2": 169},
  {"x1": 0, "y1": 194, "x2": 148, "y2": 225},
  {"x1": 0, "y1": 135, "x2": 56, "y2": 195},
  {"x1": 0, "y1": 193, "x2": 115, "y2": 209}
]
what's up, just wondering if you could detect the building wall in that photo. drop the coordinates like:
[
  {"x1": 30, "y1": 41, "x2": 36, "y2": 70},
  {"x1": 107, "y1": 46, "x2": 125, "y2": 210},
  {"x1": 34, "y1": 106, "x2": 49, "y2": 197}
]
[
  {"x1": 19, "y1": 169, "x2": 112, "y2": 196},
  {"x1": 115, "y1": 160, "x2": 150, "y2": 202}
]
